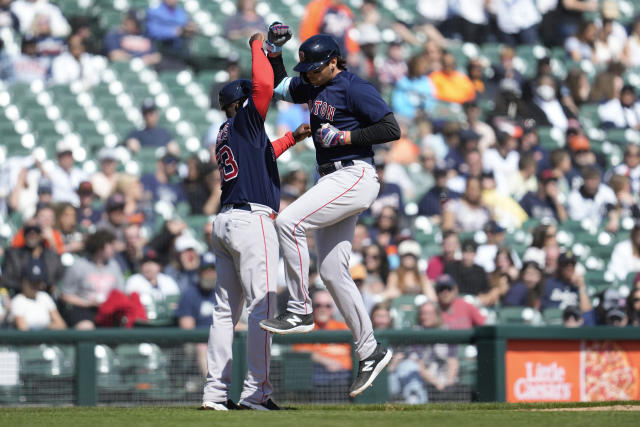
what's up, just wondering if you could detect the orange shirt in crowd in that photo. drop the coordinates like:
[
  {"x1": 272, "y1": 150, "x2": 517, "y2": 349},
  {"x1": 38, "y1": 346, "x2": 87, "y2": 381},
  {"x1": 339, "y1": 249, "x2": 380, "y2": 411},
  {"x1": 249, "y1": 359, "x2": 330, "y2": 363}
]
[
  {"x1": 429, "y1": 70, "x2": 476, "y2": 104},
  {"x1": 389, "y1": 137, "x2": 420, "y2": 165},
  {"x1": 299, "y1": 0, "x2": 359, "y2": 54},
  {"x1": 12, "y1": 228, "x2": 64, "y2": 255},
  {"x1": 293, "y1": 319, "x2": 353, "y2": 370}
]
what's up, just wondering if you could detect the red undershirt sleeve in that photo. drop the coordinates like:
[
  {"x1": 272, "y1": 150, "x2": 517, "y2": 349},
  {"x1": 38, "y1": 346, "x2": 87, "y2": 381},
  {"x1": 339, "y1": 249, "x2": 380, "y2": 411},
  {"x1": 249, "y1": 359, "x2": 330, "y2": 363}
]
[
  {"x1": 270, "y1": 132, "x2": 295, "y2": 158},
  {"x1": 250, "y1": 39, "x2": 273, "y2": 121}
]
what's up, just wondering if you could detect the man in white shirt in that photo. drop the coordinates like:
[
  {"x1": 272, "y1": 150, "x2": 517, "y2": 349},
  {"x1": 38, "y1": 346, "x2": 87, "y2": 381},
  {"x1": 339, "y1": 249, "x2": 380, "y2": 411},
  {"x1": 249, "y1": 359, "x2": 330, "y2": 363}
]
[
  {"x1": 607, "y1": 224, "x2": 640, "y2": 282},
  {"x1": 491, "y1": 0, "x2": 541, "y2": 44},
  {"x1": 11, "y1": 0, "x2": 70, "y2": 37},
  {"x1": 51, "y1": 34, "x2": 103, "y2": 88},
  {"x1": 48, "y1": 140, "x2": 88, "y2": 207},
  {"x1": 598, "y1": 84, "x2": 640, "y2": 130},
  {"x1": 567, "y1": 166, "x2": 617, "y2": 225},
  {"x1": 126, "y1": 248, "x2": 180, "y2": 321},
  {"x1": 482, "y1": 131, "x2": 519, "y2": 196}
]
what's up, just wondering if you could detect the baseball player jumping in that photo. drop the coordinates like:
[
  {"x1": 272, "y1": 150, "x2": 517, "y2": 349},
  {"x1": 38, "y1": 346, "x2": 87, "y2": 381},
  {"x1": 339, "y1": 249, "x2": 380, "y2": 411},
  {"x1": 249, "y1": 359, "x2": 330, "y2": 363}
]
[
  {"x1": 201, "y1": 32, "x2": 311, "y2": 411},
  {"x1": 259, "y1": 23, "x2": 401, "y2": 397}
]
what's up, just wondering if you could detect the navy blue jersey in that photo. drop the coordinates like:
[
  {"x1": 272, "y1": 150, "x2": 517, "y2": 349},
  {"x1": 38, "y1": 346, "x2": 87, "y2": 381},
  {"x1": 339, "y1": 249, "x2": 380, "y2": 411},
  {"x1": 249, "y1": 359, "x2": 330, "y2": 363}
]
[
  {"x1": 215, "y1": 97, "x2": 280, "y2": 212},
  {"x1": 288, "y1": 71, "x2": 391, "y2": 165}
]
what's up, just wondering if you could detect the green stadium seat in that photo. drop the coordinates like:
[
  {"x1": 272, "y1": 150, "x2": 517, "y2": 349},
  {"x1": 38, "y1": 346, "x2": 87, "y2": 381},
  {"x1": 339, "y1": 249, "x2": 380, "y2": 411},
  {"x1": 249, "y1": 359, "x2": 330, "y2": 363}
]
[
  {"x1": 542, "y1": 308, "x2": 564, "y2": 325},
  {"x1": 390, "y1": 294, "x2": 426, "y2": 329},
  {"x1": 497, "y1": 307, "x2": 541, "y2": 325}
]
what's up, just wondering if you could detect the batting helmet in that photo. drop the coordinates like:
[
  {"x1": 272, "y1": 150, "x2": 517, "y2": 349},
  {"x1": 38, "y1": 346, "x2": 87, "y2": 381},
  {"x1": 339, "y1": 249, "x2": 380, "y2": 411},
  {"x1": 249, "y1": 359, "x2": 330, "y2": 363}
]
[
  {"x1": 293, "y1": 34, "x2": 341, "y2": 73},
  {"x1": 218, "y1": 79, "x2": 252, "y2": 109}
]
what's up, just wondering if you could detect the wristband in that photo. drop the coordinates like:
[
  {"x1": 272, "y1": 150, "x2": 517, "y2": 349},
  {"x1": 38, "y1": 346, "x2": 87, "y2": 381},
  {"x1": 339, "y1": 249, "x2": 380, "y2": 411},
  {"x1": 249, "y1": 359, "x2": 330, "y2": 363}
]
[{"x1": 264, "y1": 41, "x2": 282, "y2": 53}]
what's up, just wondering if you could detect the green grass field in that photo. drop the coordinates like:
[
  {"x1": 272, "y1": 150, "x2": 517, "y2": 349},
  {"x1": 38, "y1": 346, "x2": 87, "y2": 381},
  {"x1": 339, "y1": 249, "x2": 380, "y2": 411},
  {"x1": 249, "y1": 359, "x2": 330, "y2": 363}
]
[{"x1": 2, "y1": 402, "x2": 639, "y2": 427}]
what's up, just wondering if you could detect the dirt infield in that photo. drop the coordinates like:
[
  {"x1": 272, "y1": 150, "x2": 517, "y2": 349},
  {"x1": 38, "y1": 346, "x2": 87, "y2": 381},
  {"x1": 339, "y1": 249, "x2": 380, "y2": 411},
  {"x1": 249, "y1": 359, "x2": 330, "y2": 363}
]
[{"x1": 528, "y1": 405, "x2": 640, "y2": 411}]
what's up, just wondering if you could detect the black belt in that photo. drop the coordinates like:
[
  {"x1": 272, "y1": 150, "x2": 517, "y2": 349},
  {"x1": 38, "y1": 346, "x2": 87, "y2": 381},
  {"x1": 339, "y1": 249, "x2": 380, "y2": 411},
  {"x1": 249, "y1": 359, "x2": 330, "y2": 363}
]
[
  {"x1": 317, "y1": 160, "x2": 355, "y2": 176},
  {"x1": 232, "y1": 203, "x2": 251, "y2": 211}
]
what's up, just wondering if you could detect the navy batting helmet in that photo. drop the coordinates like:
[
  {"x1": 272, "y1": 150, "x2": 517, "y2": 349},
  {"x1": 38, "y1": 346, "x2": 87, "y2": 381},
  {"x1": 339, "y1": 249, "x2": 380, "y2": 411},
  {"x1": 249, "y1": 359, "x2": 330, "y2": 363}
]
[
  {"x1": 218, "y1": 79, "x2": 252, "y2": 109},
  {"x1": 293, "y1": 34, "x2": 341, "y2": 73}
]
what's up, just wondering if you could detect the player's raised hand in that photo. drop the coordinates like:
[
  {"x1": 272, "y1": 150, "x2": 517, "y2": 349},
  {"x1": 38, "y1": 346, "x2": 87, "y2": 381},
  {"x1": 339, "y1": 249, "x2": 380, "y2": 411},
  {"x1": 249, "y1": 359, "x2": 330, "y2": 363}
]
[
  {"x1": 268, "y1": 22, "x2": 292, "y2": 47},
  {"x1": 248, "y1": 32, "x2": 265, "y2": 48},
  {"x1": 316, "y1": 123, "x2": 348, "y2": 148},
  {"x1": 293, "y1": 123, "x2": 312, "y2": 142}
]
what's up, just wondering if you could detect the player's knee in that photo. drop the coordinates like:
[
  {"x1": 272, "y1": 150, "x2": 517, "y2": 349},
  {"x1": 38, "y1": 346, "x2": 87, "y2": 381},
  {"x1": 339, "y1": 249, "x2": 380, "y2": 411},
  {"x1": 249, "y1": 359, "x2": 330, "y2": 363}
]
[
  {"x1": 318, "y1": 262, "x2": 340, "y2": 286},
  {"x1": 275, "y1": 211, "x2": 295, "y2": 234}
]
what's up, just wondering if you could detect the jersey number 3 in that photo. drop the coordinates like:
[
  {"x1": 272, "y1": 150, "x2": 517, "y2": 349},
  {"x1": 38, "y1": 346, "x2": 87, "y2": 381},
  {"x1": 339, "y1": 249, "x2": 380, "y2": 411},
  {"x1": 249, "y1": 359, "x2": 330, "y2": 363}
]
[{"x1": 216, "y1": 145, "x2": 239, "y2": 181}]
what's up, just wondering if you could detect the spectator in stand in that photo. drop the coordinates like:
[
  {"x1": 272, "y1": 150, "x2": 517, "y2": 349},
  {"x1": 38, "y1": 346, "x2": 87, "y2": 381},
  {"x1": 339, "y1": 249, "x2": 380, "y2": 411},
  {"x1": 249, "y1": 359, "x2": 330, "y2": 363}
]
[
  {"x1": 224, "y1": 0, "x2": 266, "y2": 41},
  {"x1": 183, "y1": 155, "x2": 220, "y2": 215},
  {"x1": 562, "y1": 305, "x2": 585, "y2": 328},
  {"x1": 565, "y1": 20, "x2": 598, "y2": 63},
  {"x1": 59, "y1": 229, "x2": 125, "y2": 329},
  {"x1": 487, "y1": 247, "x2": 520, "y2": 305},
  {"x1": 298, "y1": 0, "x2": 358, "y2": 60},
  {"x1": 9, "y1": 259, "x2": 66, "y2": 330},
  {"x1": 0, "y1": 38, "x2": 13, "y2": 81},
  {"x1": 385, "y1": 240, "x2": 436, "y2": 301},
  {"x1": 503, "y1": 257, "x2": 545, "y2": 309},
  {"x1": 609, "y1": 144, "x2": 640, "y2": 194},
  {"x1": 598, "y1": 84, "x2": 640, "y2": 130},
  {"x1": 378, "y1": 39, "x2": 407, "y2": 90},
  {"x1": 48, "y1": 140, "x2": 88, "y2": 207},
  {"x1": 362, "y1": 242, "x2": 389, "y2": 295},
  {"x1": 11, "y1": 0, "x2": 69, "y2": 38},
  {"x1": 114, "y1": 222, "x2": 146, "y2": 277},
  {"x1": 595, "y1": 288, "x2": 627, "y2": 326},
  {"x1": 427, "y1": 230, "x2": 459, "y2": 281},
  {"x1": 607, "y1": 224, "x2": 640, "y2": 282},
  {"x1": 467, "y1": 57, "x2": 495, "y2": 102},
  {"x1": 115, "y1": 173, "x2": 154, "y2": 228},
  {"x1": 97, "y1": 193, "x2": 128, "y2": 248},
  {"x1": 2, "y1": 221, "x2": 63, "y2": 295},
  {"x1": 519, "y1": 119, "x2": 550, "y2": 170},
  {"x1": 76, "y1": 181, "x2": 102, "y2": 229},
  {"x1": 626, "y1": 287, "x2": 640, "y2": 326},
  {"x1": 164, "y1": 233, "x2": 201, "y2": 294},
  {"x1": 366, "y1": 161, "x2": 405, "y2": 220},
  {"x1": 483, "y1": 130, "x2": 520, "y2": 196},
  {"x1": 417, "y1": 166, "x2": 461, "y2": 222},
  {"x1": 564, "y1": 69, "x2": 591, "y2": 113},
  {"x1": 104, "y1": 10, "x2": 161, "y2": 66},
  {"x1": 29, "y1": 11, "x2": 66, "y2": 57},
  {"x1": 392, "y1": 54, "x2": 436, "y2": 120},
  {"x1": 370, "y1": 301, "x2": 392, "y2": 330},
  {"x1": 11, "y1": 203, "x2": 64, "y2": 254},
  {"x1": 125, "y1": 99, "x2": 175, "y2": 152},
  {"x1": 464, "y1": 101, "x2": 496, "y2": 153},
  {"x1": 507, "y1": 153, "x2": 538, "y2": 202},
  {"x1": 292, "y1": 288, "x2": 352, "y2": 401},
  {"x1": 0, "y1": 0, "x2": 19, "y2": 32},
  {"x1": 475, "y1": 220, "x2": 521, "y2": 273},
  {"x1": 442, "y1": 176, "x2": 491, "y2": 232},
  {"x1": 350, "y1": 222, "x2": 370, "y2": 267},
  {"x1": 492, "y1": 46, "x2": 524, "y2": 92},
  {"x1": 8, "y1": 164, "x2": 51, "y2": 225},
  {"x1": 605, "y1": 174, "x2": 640, "y2": 233},
  {"x1": 567, "y1": 166, "x2": 616, "y2": 225},
  {"x1": 429, "y1": 52, "x2": 475, "y2": 104},
  {"x1": 371, "y1": 205, "x2": 401, "y2": 250},
  {"x1": 623, "y1": 16, "x2": 640, "y2": 68},
  {"x1": 175, "y1": 251, "x2": 217, "y2": 376},
  {"x1": 444, "y1": 239, "x2": 491, "y2": 303},
  {"x1": 146, "y1": 0, "x2": 197, "y2": 68},
  {"x1": 519, "y1": 169, "x2": 568, "y2": 223},
  {"x1": 55, "y1": 202, "x2": 83, "y2": 254},
  {"x1": 11, "y1": 36, "x2": 49, "y2": 83},
  {"x1": 91, "y1": 147, "x2": 120, "y2": 201},
  {"x1": 526, "y1": 75, "x2": 575, "y2": 131},
  {"x1": 450, "y1": 0, "x2": 488, "y2": 44},
  {"x1": 445, "y1": 129, "x2": 480, "y2": 174},
  {"x1": 140, "y1": 151, "x2": 186, "y2": 206},
  {"x1": 549, "y1": 148, "x2": 572, "y2": 197},
  {"x1": 50, "y1": 33, "x2": 102, "y2": 88},
  {"x1": 126, "y1": 247, "x2": 180, "y2": 322},
  {"x1": 540, "y1": 250, "x2": 591, "y2": 312},
  {"x1": 493, "y1": 0, "x2": 540, "y2": 45},
  {"x1": 435, "y1": 275, "x2": 486, "y2": 330}
]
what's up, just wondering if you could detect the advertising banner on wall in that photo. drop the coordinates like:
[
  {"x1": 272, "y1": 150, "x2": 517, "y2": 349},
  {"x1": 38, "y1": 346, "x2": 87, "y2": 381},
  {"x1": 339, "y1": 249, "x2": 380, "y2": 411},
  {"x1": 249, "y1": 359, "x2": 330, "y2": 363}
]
[{"x1": 506, "y1": 340, "x2": 640, "y2": 402}]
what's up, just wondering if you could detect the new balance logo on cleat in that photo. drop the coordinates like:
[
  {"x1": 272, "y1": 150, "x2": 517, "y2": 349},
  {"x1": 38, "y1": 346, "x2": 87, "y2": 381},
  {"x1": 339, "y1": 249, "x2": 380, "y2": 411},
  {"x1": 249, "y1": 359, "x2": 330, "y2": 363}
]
[
  {"x1": 287, "y1": 315, "x2": 302, "y2": 326},
  {"x1": 259, "y1": 311, "x2": 315, "y2": 335},
  {"x1": 362, "y1": 360, "x2": 375, "y2": 372}
]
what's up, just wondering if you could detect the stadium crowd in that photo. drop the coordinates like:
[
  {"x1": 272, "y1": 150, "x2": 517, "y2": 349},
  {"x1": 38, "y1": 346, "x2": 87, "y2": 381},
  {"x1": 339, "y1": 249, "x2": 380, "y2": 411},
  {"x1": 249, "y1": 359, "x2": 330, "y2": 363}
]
[{"x1": 2, "y1": 0, "x2": 640, "y2": 401}]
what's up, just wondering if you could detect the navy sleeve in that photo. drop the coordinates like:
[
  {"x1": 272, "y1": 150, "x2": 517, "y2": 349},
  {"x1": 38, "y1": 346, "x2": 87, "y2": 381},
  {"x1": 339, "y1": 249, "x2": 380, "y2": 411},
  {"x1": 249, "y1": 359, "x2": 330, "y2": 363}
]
[
  {"x1": 347, "y1": 80, "x2": 392, "y2": 125},
  {"x1": 233, "y1": 97, "x2": 267, "y2": 148},
  {"x1": 288, "y1": 76, "x2": 313, "y2": 104}
]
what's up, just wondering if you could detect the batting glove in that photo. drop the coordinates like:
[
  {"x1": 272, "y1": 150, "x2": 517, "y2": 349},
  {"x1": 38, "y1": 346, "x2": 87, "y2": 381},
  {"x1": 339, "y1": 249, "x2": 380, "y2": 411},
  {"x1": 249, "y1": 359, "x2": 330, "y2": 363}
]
[
  {"x1": 316, "y1": 123, "x2": 347, "y2": 148},
  {"x1": 266, "y1": 21, "x2": 292, "y2": 53}
]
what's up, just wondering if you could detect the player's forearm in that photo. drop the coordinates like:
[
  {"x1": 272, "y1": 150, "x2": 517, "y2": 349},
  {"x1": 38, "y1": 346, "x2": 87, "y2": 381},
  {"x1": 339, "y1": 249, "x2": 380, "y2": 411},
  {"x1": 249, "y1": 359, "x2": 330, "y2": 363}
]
[
  {"x1": 251, "y1": 39, "x2": 274, "y2": 120},
  {"x1": 349, "y1": 113, "x2": 401, "y2": 146},
  {"x1": 271, "y1": 132, "x2": 296, "y2": 158},
  {"x1": 268, "y1": 54, "x2": 288, "y2": 88}
]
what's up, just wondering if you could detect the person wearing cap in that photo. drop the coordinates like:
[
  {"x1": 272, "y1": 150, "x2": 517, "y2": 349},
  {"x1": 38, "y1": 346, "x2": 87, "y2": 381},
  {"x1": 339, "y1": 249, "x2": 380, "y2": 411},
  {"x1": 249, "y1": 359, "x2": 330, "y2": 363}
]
[
  {"x1": 91, "y1": 148, "x2": 120, "y2": 201},
  {"x1": 567, "y1": 166, "x2": 616, "y2": 225},
  {"x1": 385, "y1": 239, "x2": 436, "y2": 301},
  {"x1": 139, "y1": 150, "x2": 186, "y2": 206},
  {"x1": 475, "y1": 220, "x2": 522, "y2": 274},
  {"x1": 598, "y1": 84, "x2": 640, "y2": 130},
  {"x1": 444, "y1": 239, "x2": 491, "y2": 301},
  {"x1": 76, "y1": 181, "x2": 102, "y2": 228},
  {"x1": 417, "y1": 165, "x2": 461, "y2": 220},
  {"x1": 519, "y1": 168, "x2": 568, "y2": 222},
  {"x1": 164, "y1": 233, "x2": 201, "y2": 293},
  {"x1": 48, "y1": 140, "x2": 88, "y2": 207},
  {"x1": 103, "y1": 9, "x2": 161, "y2": 66},
  {"x1": 59, "y1": 229, "x2": 125, "y2": 329},
  {"x1": 124, "y1": 98, "x2": 175, "y2": 153},
  {"x1": 2, "y1": 219, "x2": 64, "y2": 296},
  {"x1": 8, "y1": 260, "x2": 66, "y2": 331},
  {"x1": 562, "y1": 305, "x2": 584, "y2": 328},
  {"x1": 125, "y1": 247, "x2": 180, "y2": 322},
  {"x1": 606, "y1": 223, "x2": 640, "y2": 282},
  {"x1": 540, "y1": 250, "x2": 591, "y2": 313},
  {"x1": 595, "y1": 288, "x2": 627, "y2": 326},
  {"x1": 97, "y1": 193, "x2": 128, "y2": 249},
  {"x1": 435, "y1": 274, "x2": 486, "y2": 330}
]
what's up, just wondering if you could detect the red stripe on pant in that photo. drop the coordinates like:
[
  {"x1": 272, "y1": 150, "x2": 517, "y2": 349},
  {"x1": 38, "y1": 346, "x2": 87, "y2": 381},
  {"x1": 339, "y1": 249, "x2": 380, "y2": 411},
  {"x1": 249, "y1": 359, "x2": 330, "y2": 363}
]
[{"x1": 291, "y1": 167, "x2": 365, "y2": 314}]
